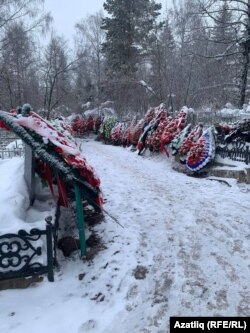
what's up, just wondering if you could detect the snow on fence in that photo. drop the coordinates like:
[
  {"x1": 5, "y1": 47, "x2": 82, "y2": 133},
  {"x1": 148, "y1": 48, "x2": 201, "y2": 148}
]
[
  {"x1": 0, "y1": 148, "x2": 24, "y2": 159},
  {"x1": 216, "y1": 140, "x2": 250, "y2": 165},
  {"x1": 194, "y1": 110, "x2": 241, "y2": 126},
  {"x1": 0, "y1": 132, "x2": 24, "y2": 159},
  {"x1": 194, "y1": 108, "x2": 250, "y2": 126}
]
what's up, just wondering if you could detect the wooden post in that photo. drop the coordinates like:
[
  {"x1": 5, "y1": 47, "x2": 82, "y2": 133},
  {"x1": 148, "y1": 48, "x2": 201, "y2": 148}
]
[{"x1": 74, "y1": 185, "x2": 86, "y2": 257}]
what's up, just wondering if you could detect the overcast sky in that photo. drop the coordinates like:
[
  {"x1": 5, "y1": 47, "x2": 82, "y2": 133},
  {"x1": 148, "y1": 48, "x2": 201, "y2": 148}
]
[{"x1": 43, "y1": 0, "x2": 171, "y2": 42}]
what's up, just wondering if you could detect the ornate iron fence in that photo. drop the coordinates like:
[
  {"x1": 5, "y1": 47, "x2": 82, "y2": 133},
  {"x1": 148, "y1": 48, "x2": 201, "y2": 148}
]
[
  {"x1": 0, "y1": 221, "x2": 55, "y2": 282},
  {"x1": 216, "y1": 139, "x2": 250, "y2": 165}
]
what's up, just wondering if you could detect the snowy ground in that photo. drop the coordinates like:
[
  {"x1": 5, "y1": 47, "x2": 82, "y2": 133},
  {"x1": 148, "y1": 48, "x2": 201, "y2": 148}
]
[
  {"x1": 0, "y1": 158, "x2": 55, "y2": 234},
  {"x1": 0, "y1": 140, "x2": 250, "y2": 333}
]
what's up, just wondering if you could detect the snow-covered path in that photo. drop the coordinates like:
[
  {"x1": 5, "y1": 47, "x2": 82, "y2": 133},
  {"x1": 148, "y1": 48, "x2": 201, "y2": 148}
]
[
  {"x1": 0, "y1": 140, "x2": 250, "y2": 333},
  {"x1": 83, "y1": 141, "x2": 250, "y2": 325}
]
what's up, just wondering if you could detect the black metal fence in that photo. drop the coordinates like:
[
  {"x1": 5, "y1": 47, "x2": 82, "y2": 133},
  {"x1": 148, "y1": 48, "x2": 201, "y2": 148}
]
[
  {"x1": 0, "y1": 222, "x2": 55, "y2": 282},
  {"x1": 216, "y1": 139, "x2": 250, "y2": 165}
]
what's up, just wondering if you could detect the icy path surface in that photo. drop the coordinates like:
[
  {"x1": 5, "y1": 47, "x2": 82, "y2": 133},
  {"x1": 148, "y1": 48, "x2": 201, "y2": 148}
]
[{"x1": 1, "y1": 140, "x2": 250, "y2": 333}]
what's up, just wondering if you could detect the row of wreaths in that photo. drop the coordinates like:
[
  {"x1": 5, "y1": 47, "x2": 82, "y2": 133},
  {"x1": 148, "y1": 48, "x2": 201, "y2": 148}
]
[{"x1": 71, "y1": 104, "x2": 250, "y2": 172}]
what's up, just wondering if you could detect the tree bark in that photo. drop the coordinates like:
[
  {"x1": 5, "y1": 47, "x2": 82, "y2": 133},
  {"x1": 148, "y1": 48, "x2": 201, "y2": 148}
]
[
  {"x1": 239, "y1": 0, "x2": 250, "y2": 107},
  {"x1": 239, "y1": 44, "x2": 250, "y2": 107}
]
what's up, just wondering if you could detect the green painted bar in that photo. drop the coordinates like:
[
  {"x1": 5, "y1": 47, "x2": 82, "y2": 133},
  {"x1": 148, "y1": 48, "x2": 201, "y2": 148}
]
[{"x1": 74, "y1": 185, "x2": 86, "y2": 257}]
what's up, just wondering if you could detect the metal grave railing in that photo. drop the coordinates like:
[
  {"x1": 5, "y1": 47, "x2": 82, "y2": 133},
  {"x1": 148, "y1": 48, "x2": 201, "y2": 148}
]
[
  {"x1": 216, "y1": 138, "x2": 250, "y2": 165},
  {"x1": 0, "y1": 221, "x2": 55, "y2": 282}
]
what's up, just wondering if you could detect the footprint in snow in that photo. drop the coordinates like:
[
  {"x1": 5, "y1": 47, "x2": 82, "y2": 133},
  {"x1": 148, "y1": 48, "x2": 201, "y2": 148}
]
[
  {"x1": 126, "y1": 283, "x2": 139, "y2": 300},
  {"x1": 78, "y1": 319, "x2": 97, "y2": 332}
]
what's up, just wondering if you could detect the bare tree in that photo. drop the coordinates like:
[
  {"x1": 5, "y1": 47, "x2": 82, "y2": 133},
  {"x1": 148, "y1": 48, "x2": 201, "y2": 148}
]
[
  {"x1": 149, "y1": 18, "x2": 176, "y2": 109},
  {"x1": 75, "y1": 11, "x2": 106, "y2": 108},
  {"x1": 0, "y1": 21, "x2": 41, "y2": 109},
  {"x1": 0, "y1": 0, "x2": 51, "y2": 110},
  {"x1": 196, "y1": 0, "x2": 250, "y2": 107},
  {"x1": 0, "y1": 0, "x2": 51, "y2": 48},
  {"x1": 168, "y1": 0, "x2": 210, "y2": 108},
  {"x1": 41, "y1": 35, "x2": 76, "y2": 119}
]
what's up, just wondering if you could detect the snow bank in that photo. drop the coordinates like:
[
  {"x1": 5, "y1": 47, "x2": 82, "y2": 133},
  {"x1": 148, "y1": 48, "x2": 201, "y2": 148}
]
[
  {"x1": 0, "y1": 158, "x2": 55, "y2": 235},
  {"x1": 5, "y1": 139, "x2": 23, "y2": 150}
]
